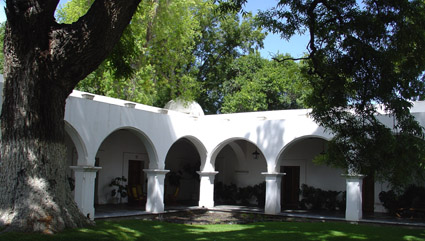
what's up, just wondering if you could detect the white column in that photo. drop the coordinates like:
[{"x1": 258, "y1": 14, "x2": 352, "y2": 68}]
[
  {"x1": 343, "y1": 174, "x2": 366, "y2": 221},
  {"x1": 70, "y1": 165, "x2": 101, "y2": 220},
  {"x1": 197, "y1": 171, "x2": 218, "y2": 208},
  {"x1": 144, "y1": 169, "x2": 169, "y2": 213},
  {"x1": 262, "y1": 172, "x2": 285, "y2": 215}
]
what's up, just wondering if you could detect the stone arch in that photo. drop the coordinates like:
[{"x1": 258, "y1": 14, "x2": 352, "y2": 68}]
[
  {"x1": 211, "y1": 137, "x2": 267, "y2": 206},
  {"x1": 209, "y1": 137, "x2": 265, "y2": 170},
  {"x1": 64, "y1": 121, "x2": 88, "y2": 165},
  {"x1": 164, "y1": 136, "x2": 204, "y2": 206},
  {"x1": 96, "y1": 126, "x2": 159, "y2": 169},
  {"x1": 277, "y1": 135, "x2": 345, "y2": 210},
  {"x1": 94, "y1": 126, "x2": 158, "y2": 205},
  {"x1": 179, "y1": 135, "x2": 207, "y2": 168},
  {"x1": 276, "y1": 134, "x2": 331, "y2": 168}
]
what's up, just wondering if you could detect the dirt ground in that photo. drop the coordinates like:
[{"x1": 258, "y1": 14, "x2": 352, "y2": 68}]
[{"x1": 112, "y1": 209, "x2": 309, "y2": 225}]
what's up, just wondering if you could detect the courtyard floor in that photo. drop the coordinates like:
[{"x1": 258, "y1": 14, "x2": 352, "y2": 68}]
[{"x1": 94, "y1": 204, "x2": 425, "y2": 227}]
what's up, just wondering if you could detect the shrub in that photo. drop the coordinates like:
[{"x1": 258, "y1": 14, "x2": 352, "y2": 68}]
[
  {"x1": 215, "y1": 182, "x2": 238, "y2": 204},
  {"x1": 300, "y1": 184, "x2": 345, "y2": 211},
  {"x1": 379, "y1": 185, "x2": 425, "y2": 216},
  {"x1": 215, "y1": 182, "x2": 265, "y2": 207}
]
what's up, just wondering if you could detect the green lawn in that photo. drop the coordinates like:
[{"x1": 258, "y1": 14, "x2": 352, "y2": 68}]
[{"x1": 1, "y1": 220, "x2": 424, "y2": 241}]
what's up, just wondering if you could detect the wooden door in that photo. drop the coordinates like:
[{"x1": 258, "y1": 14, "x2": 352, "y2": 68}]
[
  {"x1": 362, "y1": 174, "x2": 375, "y2": 214},
  {"x1": 128, "y1": 160, "x2": 144, "y2": 187},
  {"x1": 281, "y1": 166, "x2": 300, "y2": 210}
]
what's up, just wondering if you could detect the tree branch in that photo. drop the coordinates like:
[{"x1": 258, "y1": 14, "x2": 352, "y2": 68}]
[
  {"x1": 272, "y1": 56, "x2": 310, "y2": 62},
  {"x1": 50, "y1": 0, "x2": 142, "y2": 92}
]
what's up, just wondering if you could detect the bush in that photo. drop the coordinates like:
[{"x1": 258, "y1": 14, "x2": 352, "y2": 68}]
[
  {"x1": 300, "y1": 184, "x2": 345, "y2": 211},
  {"x1": 378, "y1": 190, "x2": 398, "y2": 214},
  {"x1": 214, "y1": 182, "x2": 238, "y2": 204},
  {"x1": 379, "y1": 185, "x2": 425, "y2": 216},
  {"x1": 215, "y1": 182, "x2": 265, "y2": 207}
]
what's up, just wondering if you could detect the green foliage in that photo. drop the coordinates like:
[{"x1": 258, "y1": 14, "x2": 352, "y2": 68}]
[
  {"x1": 57, "y1": 0, "x2": 209, "y2": 106},
  {"x1": 379, "y1": 185, "x2": 425, "y2": 217},
  {"x1": 193, "y1": 11, "x2": 266, "y2": 113},
  {"x1": 220, "y1": 53, "x2": 310, "y2": 113},
  {"x1": 109, "y1": 176, "x2": 128, "y2": 200},
  {"x1": 56, "y1": 1, "x2": 310, "y2": 113},
  {"x1": 314, "y1": 131, "x2": 425, "y2": 189},
  {"x1": 258, "y1": 0, "x2": 425, "y2": 187},
  {"x1": 300, "y1": 184, "x2": 346, "y2": 211},
  {"x1": 56, "y1": 0, "x2": 93, "y2": 23},
  {"x1": 214, "y1": 181, "x2": 265, "y2": 207}
]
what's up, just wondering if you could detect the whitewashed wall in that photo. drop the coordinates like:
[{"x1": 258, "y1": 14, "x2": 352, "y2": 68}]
[
  {"x1": 57, "y1": 89, "x2": 425, "y2": 213},
  {"x1": 216, "y1": 141, "x2": 267, "y2": 188},
  {"x1": 281, "y1": 138, "x2": 345, "y2": 191},
  {"x1": 94, "y1": 130, "x2": 148, "y2": 204}
]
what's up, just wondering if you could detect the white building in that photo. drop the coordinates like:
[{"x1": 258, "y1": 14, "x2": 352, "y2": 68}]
[{"x1": 1, "y1": 77, "x2": 425, "y2": 221}]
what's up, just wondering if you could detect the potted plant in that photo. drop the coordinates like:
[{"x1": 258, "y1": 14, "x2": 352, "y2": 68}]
[{"x1": 109, "y1": 176, "x2": 128, "y2": 203}]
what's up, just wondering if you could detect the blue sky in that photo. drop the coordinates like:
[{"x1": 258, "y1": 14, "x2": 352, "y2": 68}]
[
  {"x1": 0, "y1": 0, "x2": 309, "y2": 58},
  {"x1": 244, "y1": 0, "x2": 309, "y2": 59}
]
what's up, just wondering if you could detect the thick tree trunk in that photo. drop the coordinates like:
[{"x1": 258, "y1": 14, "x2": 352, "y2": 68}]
[
  {"x1": 0, "y1": 41, "x2": 90, "y2": 232},
  {"x1": 0, "y1": 59, "x2": 89, "y2": 232},
  {"x1": 0, "y1": 0, "x2": 141, "y2": 233}
]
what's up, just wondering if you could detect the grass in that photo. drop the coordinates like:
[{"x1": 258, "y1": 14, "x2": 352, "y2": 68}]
[{"x1": 1, "y1": 220, "x2": 424, "y2": 241}]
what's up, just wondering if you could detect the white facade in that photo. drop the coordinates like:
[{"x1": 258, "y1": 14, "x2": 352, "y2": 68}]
[
  {"x1": 61, "y1": 89, "x2": 425, "y2": 220},
  {"x1": 2, "y1": 76, "x2": 425, "y2": 220}
]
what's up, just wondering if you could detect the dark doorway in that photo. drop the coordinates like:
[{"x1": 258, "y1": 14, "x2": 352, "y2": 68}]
[
  {"x1": 281, "y1": 166, "x2": 300, "y2": 210},
  {"x1": 128, "y1": 160, "x2": 145, "y2": 204},
  {"x1": 164, "y1": 138, "x2": 201, "y2": 206},
  {"x1": 362, "y1": 174, "x2": 375, "y2": 214}
]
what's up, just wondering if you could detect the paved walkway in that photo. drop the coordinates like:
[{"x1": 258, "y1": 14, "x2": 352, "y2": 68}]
[{"x1": 94, "y1": 204, "x2": 425, "y2": 227}]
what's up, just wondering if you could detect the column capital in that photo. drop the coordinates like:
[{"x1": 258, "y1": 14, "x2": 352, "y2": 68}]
[
  {"x1": 196, "y1": 171, "x2": 218, "y2": 177},
  {"x1": 261, "y1": 172, "x2": 286, "y2": 177},
  {"x1": 341, "y1": 174, "x2": 366, "y2": 179},
  {"x1": 143, "y1": 169, "x2": 170, "y2": 175},
  {"x1": 70, "y1": 165, "x2": 101, "y2": 172}
]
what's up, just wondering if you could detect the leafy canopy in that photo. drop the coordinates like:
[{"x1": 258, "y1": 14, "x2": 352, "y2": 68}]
[
  {"x1": 256, "y1": 0, "x2": 425, "y2": 188},
  {"x1": 220, "y1": 52, "x2": 310, "y2": 113},
  {"x1": 57, "y1": 0, "x2": 310, "y2": 114},
  {"x1": 57, "y1": 0, "x2": 210, "y2": 106}
]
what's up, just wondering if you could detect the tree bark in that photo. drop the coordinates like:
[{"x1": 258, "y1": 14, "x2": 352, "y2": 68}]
[{"x1": 0, "y1": 0, "x2": 140, "y2": 233}]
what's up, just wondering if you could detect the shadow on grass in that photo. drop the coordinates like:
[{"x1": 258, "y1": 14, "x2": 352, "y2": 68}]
[{"x1": 1, "y1": 220, "x2": 425, "y2": 241}]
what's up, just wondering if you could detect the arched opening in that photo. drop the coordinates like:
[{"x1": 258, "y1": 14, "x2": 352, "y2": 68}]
[
  {"x1": 164, "y1": 138, "x2": 201, "y2": 206},
  {"x1": 278, "y1": 137, "x2": 346, "y2": 211},
  {"x1": 214, "y1": 139, "x2": 267, "y2": 207},
  {"x1": 94, "y1": 128, "x2": 151, "y2": 207}
]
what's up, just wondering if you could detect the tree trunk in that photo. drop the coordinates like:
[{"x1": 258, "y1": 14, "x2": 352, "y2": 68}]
[
  {"x1": 0, "y1": 0, "x2": 140, "y2": 233},
  {"x1": 0, "y1": 57, "x2": 89, "y2": 232}
]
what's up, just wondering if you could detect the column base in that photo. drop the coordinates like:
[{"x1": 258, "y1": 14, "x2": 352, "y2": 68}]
[
  {"x1": 197, "y1": 171, "x2": 218, "y2": 208},
  {"x1": 70, "y1": 165, "x2": 101, "y2": 220},
  {"x1": 262, "y1": 172, "x2": 285, "y2": 215},
  {"x1": 342, "y1": 174, "x2": 366, "y2": 221},
  {"x1": 144, "y1": 169, "x2": 169, "y2": 213}
]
